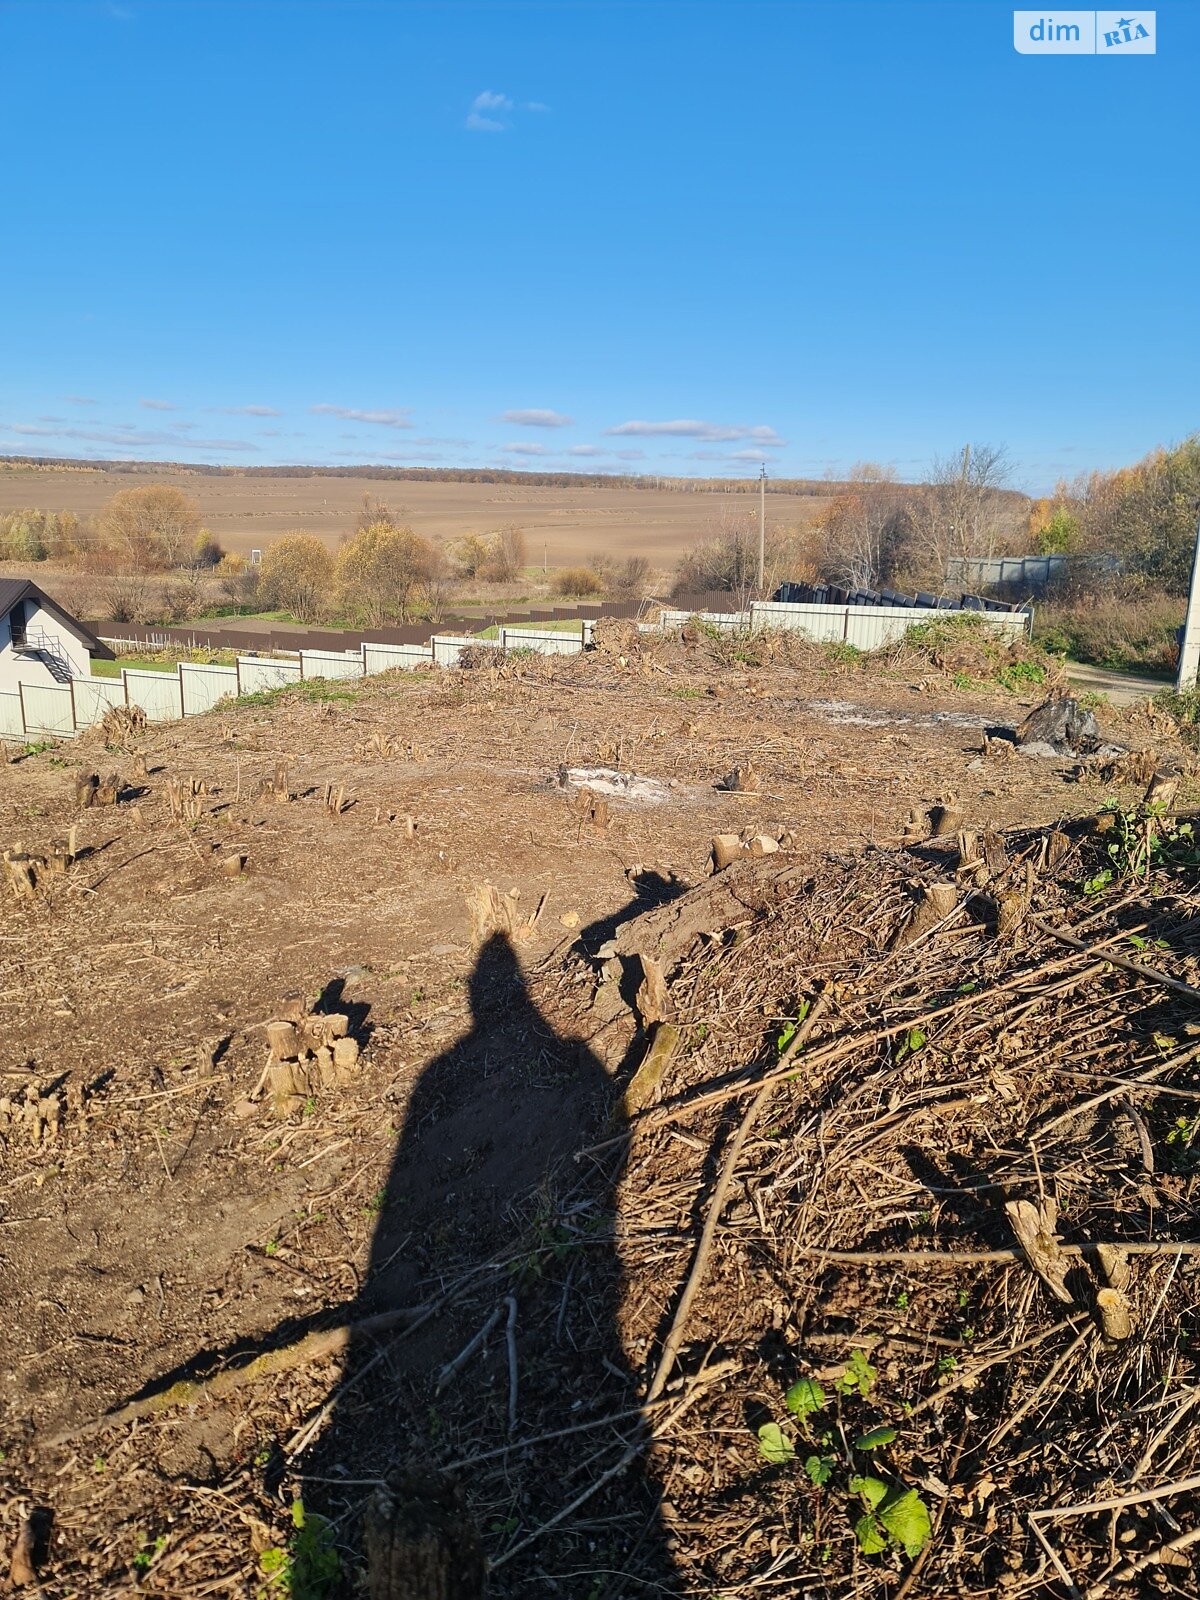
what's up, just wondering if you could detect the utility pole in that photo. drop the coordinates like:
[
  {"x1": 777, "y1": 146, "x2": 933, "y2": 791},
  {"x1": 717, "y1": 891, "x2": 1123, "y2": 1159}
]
[
  {"x1": 1176, "y1": 511, "x2": 1200, "y2": 692},
  {"x1": 757, "y1": 463, "x2": 767, "y2": 593}
]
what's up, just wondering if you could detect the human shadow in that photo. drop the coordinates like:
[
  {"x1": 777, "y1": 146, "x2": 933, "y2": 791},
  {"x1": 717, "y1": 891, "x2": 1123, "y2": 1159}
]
[{"x1": 300, "y1": 930, "x2": 678, "y2": 1596}]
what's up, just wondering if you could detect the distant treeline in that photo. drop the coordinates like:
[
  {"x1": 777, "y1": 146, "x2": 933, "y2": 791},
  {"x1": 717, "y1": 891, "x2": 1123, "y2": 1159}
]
[{"x1": 0, "y1": 453, "x2": 847, "y2": 497}]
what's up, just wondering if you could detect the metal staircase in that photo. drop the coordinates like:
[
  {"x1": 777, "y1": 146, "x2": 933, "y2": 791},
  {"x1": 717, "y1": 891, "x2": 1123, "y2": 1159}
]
[{"x1": 15, "y1": 628, "x2": 75, "y2": 685}]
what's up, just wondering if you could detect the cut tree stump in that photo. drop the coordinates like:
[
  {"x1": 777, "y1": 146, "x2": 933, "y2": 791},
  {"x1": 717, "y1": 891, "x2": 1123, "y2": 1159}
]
[
  {"x1": 364, "y1": 1472, "x2": 487, "y2": 1600},
  {"x1": 929, "y1": 800, "x2": 963, "y2": 839},
  {"x1": 899, "y1": 881, "x2": 958, "y2": 945},
  {"x1": 4, "y1": 848, "x2": 38, "y2": 899},
  {"x1": 710, "y1": 834, "x2": 743, "y2": 873}
]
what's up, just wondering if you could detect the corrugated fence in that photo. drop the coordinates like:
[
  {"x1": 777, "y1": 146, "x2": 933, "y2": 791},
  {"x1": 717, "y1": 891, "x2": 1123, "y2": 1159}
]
[
  {"x1": 0, "y1": 626, "x2": 593, "y2": 741},
  {"x1": 1, "y1": 598, "x2": 1031, "y2": 743},
  {"x1": 645, "y1": 599, "x2": 1032, "y2": 652}
]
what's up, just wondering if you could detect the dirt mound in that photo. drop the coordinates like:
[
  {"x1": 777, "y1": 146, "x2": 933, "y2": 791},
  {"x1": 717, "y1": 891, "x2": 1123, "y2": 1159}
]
[{"x1": 886, "y1": 612, "x2": 1063, "y2": 692}]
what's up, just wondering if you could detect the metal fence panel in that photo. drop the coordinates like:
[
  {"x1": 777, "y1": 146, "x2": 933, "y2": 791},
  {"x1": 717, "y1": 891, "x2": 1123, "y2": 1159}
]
[
  {"x1": 0, "y1": 691, "x2": 25, "y2": 738},
  {"x1": 363, "y1": 643, "x2": 434, "y2": 674},
  {"x1": 237, "y1": 656, "x2": 302, "y2": 695},
  {"x1": 123, "y1": 669, "x2": 185, "y2": 722},
  {"x1": 749, "y1": 601, "x2": 849, "y2": 643},
  {"x1": 659, "y1": 608, "x2": 749, "y2": 632},
  {"x1": 431, "y1": 634, "x2": 495, "y2": 667},
  {"x1": 500, "y1": 628, "x2": 584, "y2": 657},
  {"x1": 300, "y1": 649, "x2": 366, "y2": 680},
  {"x1": 20, "y1": 682, "x2": 75, "y2": 738},
  {"x1": 72, "y1": 677, "x2": 126, "y2": 727},
  {"x1": 180, "y1": 662, "x2": 239, "y2": 715}
]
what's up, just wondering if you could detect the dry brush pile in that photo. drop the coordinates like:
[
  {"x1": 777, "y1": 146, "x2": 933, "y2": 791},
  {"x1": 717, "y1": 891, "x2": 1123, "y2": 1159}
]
[{"x1": 549, "y1": 807, "x2": 1200, "y2": 1598}]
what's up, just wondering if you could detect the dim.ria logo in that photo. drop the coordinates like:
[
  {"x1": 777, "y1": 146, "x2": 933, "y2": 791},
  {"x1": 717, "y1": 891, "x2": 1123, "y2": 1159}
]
[{"x1": 1013, "y1": 11, "x2": 1156, "y2": 54}]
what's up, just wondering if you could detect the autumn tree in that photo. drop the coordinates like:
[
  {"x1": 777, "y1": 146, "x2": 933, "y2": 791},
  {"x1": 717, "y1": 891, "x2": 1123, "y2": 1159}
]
[
  {"x1": 97, "y1": 484, "x2": 203, "y2": 570},
  {"x1": 816, "y1": 464, "x2": 909, "y2": 590},
  {"x1": 1073, "y1": 437, "x2": 1200, "y2": 593},
  {"x1": 259, "y1": 533, "x2": 335, "y2": 621},
  {"x1": 452, "y1": 532, "x2": 492, "y2": 579},
  {"x1": 484, "y1": 524, "x2": 527, "y2": 582},
  {"x1": 336, "y1": 521, "x2": 437, "y2": 623}
]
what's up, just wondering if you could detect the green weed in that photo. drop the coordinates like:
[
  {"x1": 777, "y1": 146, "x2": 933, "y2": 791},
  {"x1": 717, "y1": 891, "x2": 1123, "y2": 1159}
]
[
  {"x1": 258, "y1": 1501, "x2": 339, "y2": 1600},
  {"x1": 132, "y1": 1534, "x2": 167, "y2": 1573},
  {"x1": 753, "y1": 1369, "x2": 930, "y2": 1561}
]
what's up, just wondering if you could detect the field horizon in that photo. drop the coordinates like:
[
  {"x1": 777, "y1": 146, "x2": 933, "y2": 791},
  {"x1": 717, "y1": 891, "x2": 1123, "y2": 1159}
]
[{"x1": 0, "y1": 454, "x2": 845, "y2": 568}]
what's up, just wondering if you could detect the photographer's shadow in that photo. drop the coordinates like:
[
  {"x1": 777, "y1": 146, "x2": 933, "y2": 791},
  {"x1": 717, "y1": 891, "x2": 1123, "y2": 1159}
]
[{"x1": 301, "y1": 929, "x2": 676, "y2": 1596}]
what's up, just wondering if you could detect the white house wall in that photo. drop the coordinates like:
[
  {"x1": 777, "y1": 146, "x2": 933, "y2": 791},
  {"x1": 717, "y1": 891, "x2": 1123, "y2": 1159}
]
[{"x1": 0, "y1": 599, "x2": 95, "y2": 693}]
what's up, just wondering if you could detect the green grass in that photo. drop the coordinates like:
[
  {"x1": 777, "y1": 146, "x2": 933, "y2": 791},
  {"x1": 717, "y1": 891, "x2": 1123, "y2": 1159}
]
[
  {"x1": 92, "y1": 656, "x2": 177, "y2": 676},
  {"x1": 476, "y1": 619, "x2": 586, "y2": 640},
  {"x1": 93, "y1": 650, "x2": 238, "y2": 677},
  {"x1": 235, "y1": 678, "x2": 361, "y2": 708}
]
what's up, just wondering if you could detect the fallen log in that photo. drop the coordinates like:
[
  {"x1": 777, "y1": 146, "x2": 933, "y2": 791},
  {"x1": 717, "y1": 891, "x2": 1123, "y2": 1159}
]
[{"x1": 45, "y1": 1305, "x2": 425, "y2": 1448}]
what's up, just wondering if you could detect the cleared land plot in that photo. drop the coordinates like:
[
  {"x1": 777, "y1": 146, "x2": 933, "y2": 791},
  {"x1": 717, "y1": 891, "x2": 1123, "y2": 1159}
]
[{"x1": 0, "y1": 636, "x2": 1184, "y2": 1597}]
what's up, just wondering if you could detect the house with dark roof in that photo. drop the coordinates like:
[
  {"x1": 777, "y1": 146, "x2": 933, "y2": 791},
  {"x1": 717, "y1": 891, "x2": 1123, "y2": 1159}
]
[{"x1": 0, "y1": 578, "x2": 111, "y2": 691}]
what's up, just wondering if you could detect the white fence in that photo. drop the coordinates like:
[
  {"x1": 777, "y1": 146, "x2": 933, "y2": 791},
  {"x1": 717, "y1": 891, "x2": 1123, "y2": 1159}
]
[
  {"x1": 646, "y1": 599, "x2": 1031, "y2": 652},
  {"x1": 0, "y1": 598, "x2": 1018, "y2": 746},
  {"x1": 0, "y1": 623, "x2": 599, "y2": 742}
]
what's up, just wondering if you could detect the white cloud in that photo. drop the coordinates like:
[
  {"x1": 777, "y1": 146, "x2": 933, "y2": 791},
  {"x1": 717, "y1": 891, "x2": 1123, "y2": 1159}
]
[
  {"x1": 332, "y1": 449, "x2": 452, "y2": 464},
  {"x1": 501, "y1": 441, "x2": 551, "y2": 457},
  {"x1": 310, "y1": 404, "x2": 413, "y2": 428},
  {"x1": 687, "y1": 447, "x2": 772, "y2": 465},
  {"x1": 566, "y1": 444, "x2": 602, "y2": 457},
  {"x1": 466, "y1": 89, "x2": 545, "y2": 132},
  {"x1": 466, "y1": 89, "x2": 513, "y2": 132},
  {"x1": 501, "y1": 408, "x2": 574, "y2": 428},
  {"x1": 139, "y1": 397, "x2": 178, "y2": 411},
  {"x1": 1, "y1": 422, "x2": 257, "y2": 452},
  {"x1": 65, "y1": 394, "x2": 97, "y2": 405},
  {"x1": 217, "y1": 404, "x2": 282, "y2": 417},
  {"x1": 606, "y1": 418, "x2": 784, "y2": 445}
]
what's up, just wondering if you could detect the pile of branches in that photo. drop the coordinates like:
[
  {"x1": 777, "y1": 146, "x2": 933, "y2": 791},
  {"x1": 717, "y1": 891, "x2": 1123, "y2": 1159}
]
[{"x1": 557, "y1": 812, "x2": 1200, "y2": 1596}]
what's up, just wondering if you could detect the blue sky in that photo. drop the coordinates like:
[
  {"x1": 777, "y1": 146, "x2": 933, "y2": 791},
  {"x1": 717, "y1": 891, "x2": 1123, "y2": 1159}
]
[{"x1": 0, "y1": 0, "x2": 1195, "y2": 492}]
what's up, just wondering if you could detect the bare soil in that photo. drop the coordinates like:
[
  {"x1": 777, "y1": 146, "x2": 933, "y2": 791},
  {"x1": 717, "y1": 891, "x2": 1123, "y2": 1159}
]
[{"x1": 0, "y1": 639, "x2": 1186, "y2": 1597}]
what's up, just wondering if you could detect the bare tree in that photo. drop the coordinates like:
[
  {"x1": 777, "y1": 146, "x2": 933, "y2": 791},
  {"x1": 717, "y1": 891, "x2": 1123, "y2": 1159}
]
[
  {"x1": 484, "y1": 524, "x2": 527, "y2": 582},
  {"x1": 906, "y1": 444, "x2": 1014, "y2": 587}
]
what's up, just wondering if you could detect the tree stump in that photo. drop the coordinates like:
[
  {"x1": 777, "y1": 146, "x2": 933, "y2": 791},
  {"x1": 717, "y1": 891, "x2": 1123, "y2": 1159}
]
[
  {"x1": 74, "y1": 773, "x2": 99, "y2": 810},
  {"x1": 364, "y1": 1472, "x2": 486, "y2": 1600},
  {"x1": 710, "y1": 833, "x2": 743, "y2": 873},
  {"x1": 899, "y1": 881, "x2": 959, "y2": 946},
  {"x1": 929, "y1": 801, "x2": 963, "y2": 840}
]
